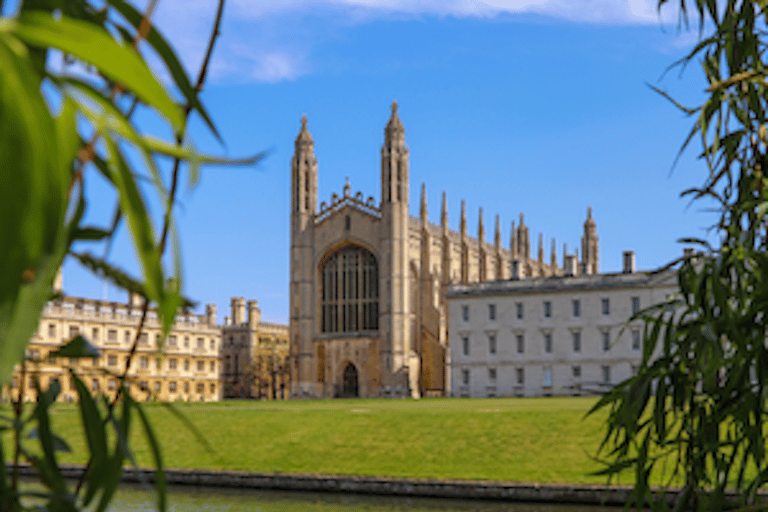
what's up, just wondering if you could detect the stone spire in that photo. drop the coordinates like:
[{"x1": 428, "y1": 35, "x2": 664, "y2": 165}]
[
  {"x1": 420, "y1": 183, "x2": 427, "y2": 223},
  {"x1": 510, "y1": 221, "x2": 517, "y2": 257},
  {"x1": 551, "y1": 238, "x2": 557, "y2": 270},
  {"x1": 517, "y1": 213, "x2": 530, "y2": 260},
  {"x1": 292, "y1": 114, "x2": 317, "y2": 217},
  {"x1": 295, "y1": 114, "x2": 313, "y2": 146},
  {"x1": 478, "y1": 207, "x2": 485, "y2": 244},
  {"x1": 384, "y1": 100, "x2": 405, "y2": 147},
  {"x1": 441, "y1": 191, "x2": 448, "y2": 234},
  {"x1": 538, "y1": 233, "x2": 544, "y2": 266},
  {"x1": 581, "y1": 206, "x2": 599, "y2": 274},
  {"x1": 494, "y1": 215, "x2": 501, "y2": 247},
  {"x1": 460, "y1": 200, "x2": 467, "y2": 238}
]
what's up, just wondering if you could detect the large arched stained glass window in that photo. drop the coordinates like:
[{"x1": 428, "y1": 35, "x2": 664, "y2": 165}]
[{"x1": 321, "y1": 246, "x2": 379, "y2": 334}]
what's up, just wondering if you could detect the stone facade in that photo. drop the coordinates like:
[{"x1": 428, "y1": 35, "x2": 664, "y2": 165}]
[
  {"x1": 289, "y1": 103, "x2": 600, "y2": 399},
  {"x1": 8, "y1": 278, "x2": 288, "y2": 403},
  {"x1": 10, "y1": 294, "x2": 222, "y2": 403},
  {"x1": 446, "y1": 252, "x2": 677, "y2": 397},
  {"x1": 220, "y1": 298, "x2": 290, "y2": 399}
]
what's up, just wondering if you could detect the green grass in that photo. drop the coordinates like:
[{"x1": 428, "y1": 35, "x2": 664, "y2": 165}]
[{"x1": 23, "y1": 397, "x2": 629, "y2": 485}]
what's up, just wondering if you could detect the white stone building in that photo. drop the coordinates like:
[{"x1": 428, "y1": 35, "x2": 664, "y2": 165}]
[{"x1": 446, "y1": 252, "x2": 677, "y2": 398}]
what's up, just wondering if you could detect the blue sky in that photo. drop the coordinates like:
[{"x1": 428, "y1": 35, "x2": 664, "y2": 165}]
[{"x1": 60, "y1": 0, "x2": 715, "y2": 324}]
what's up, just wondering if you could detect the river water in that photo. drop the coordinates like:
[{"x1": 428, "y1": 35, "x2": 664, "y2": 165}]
[{"x1": 109, "y1": 483, "x2": 621, "y2": 512}]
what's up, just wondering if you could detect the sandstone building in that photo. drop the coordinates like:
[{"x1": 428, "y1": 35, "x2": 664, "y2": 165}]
[
  {"x1": 289, "y1": 102, "x2": 599, "y2": 399},
  {"x1": 8, "y1": 275, "x2": 288, "y2": 403}
]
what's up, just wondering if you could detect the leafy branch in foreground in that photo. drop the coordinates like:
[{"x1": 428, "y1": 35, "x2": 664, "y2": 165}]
[
  {"x1": 590, "y1": 1, "x2": 768, "y2": 511},
  {"x1": 0, "y1": 0, "x2": 260, "y2": 510}
]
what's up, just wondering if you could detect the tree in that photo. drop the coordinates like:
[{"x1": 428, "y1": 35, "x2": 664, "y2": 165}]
[
  {"x1": 0, "y1": 0, "x2": 258, "y2": 510},
  {"x1": 591, "y1": 1, "x2": 768, "y2": 510}
]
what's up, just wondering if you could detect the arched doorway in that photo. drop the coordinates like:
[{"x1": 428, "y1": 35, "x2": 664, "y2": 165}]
[{"x1": 342, "y1": 363, "x2": 359, "y2": 397}]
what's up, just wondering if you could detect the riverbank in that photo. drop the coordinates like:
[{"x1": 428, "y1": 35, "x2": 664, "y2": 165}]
[{"x1": 9, "y1": 464, "x2": 643, "y2": 506}]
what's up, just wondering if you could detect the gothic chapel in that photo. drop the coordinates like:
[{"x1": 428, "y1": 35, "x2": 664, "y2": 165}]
[{"x1": 289, "y1": 102, "x2": 600, "y2": 399}]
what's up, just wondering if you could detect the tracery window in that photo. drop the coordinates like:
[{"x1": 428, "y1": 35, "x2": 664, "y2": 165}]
[{"x1": 321, "y1": 245, "x2": 378, "y2": 333}]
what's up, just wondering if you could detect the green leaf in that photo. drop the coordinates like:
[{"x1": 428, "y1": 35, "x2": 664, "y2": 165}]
[
  {"x1": 71, "y1": 371, "x2": 108, "y2": 508},
  {"x1": 105, "y1": 0, "x2": 223, "y2": 144},
  {"x1": 4, "y1": 12, "x2": 184, "y2": 133},
  {"x1": 49, "y1": 335, "x2": 100, "y2": 359}
]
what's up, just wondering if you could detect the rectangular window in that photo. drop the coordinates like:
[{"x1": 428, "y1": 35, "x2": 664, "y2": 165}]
[
  {"x1": 544, "y1": 332, "x2": 552, "y2": 353},
  {"x1": 602, "y1": 298, "x2": 610, "y2": 316},
  {"x1": 602, "y1": 365, "x2": 611, "y2": 384},
  {"x1": 572, "y1": 365, "x2": 581, "y2": 378},
  {"x1": 631, "y1": 296, "x2": 640, "y2": 315},
  {"x1": 184, "y1": 382, "x2": 190, "y2": 393},
  {"x1": 184, "y1": 336, "x2": 190, "y2": 348},
  {"x1": 542, "y1": 366, "x2": 553, "y2": 387},
  {"x1": 107, "y1": 329, "x2": 117, "y2": 343},
  {"x1": 48, "y1": 323, "x2": 56, "y2": 338},
  {"x1": 154, "y1": 381, "x2": 161, "y2": 392},
  {"x1": 516, "y1": 367, "x2": 524, "y2": 385},
  {"x1": 210, "y1": 361, "x2": 216, "y2": 372},
  {"x1": 462, "y1": 305, "x2": 469, "y2": 322},
  {"x1": 488, "y1": 368, "x2": 497, "y2": 381},
  {"x1": 124, "y1": 330, "x2": 131, "y2": 344},
  {"x1": 139, "y1": 380, "x2": 148, "y2": 391},
  {"x1": 462, "y1": 336, "x2": 469, "y2": 356},
  {"x1": 107, "y1": 354, "x2": 117, "y2": 367},
  {"x1": 572, "y1": 331, "x2": 581, "y2": 353},
  {"x1": 69, "y1": 325, "x2": 79, "y2": 339},
  {"x1": 196, "y1": 383, "x2": 204, "y2": 394},
  {"x1": 462, "y1": 369, "x2": 470, "y2": 385},
  {"x1": 632, "y1": 329, "x2": 641, "y2": 350},
  {"x1": 91, "y1": 379, "x2": 99, "y2": 392},
  {"x1": 184, "y1": 359, "x2": 190, "y2": 371},
  {"x1": 516, "y1": 334, "x2": 524, "y2": 354},
  {"x1": 169, "y1": 381, "x2": 177, "y2": 392},
  {"x1": 516, "y1": 302, "x2": 523, "y2": 320},
  {"x1": 168, "y1": 335, "x2": 177, "y2": 348},
  {"x1": 488, "y1": 304, "x2": 496, "y2": 321},
  {"x1": 197, "y1": 360, "x2": 204, "y2": 372},
  {"x1": 210, "y1": 339, "x2": 216, "y2": 350},
  {"x1": 169, "y1": 358, "x2": 177, "y2": 370},
  {"x1": 488, "y1": 334, "x2": 496, "y2": 355},
  {"x1": 543, "y1": 301, "x2": 551, "y2": 318},
  {"x1": 91, "y1": 328, "x2": 99, "y2": 343},
  {"x1": 210, "y1": 383, "x2": 216, "y2": 394},
  {"x1": 572, "y1": 299, "x2": 580, "y2": 317},
  {"x1": 139, "y1": 356, "x2": 148, "y2": 369},
  {"x1": 602, "y1": 330, "x2": 611, "y2": 352},
  {"x1": 138, "y1": 333, "x2": 148, "y2": 346},
  {"x1": 197, "y1": 337, "x2": 205, "y2": 350}
]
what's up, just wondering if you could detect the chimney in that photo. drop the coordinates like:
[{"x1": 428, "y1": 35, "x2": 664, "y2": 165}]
[
  {"x1": 248, "y1": 300, "x2": 261, "y2": 329},
  {"x1": 206, "y1": 303, "x2": 217, "y2": 326},
  {"x1": 129, "y1": 292, "x2": 142, "y2": 308},
  {"x1": 564, "y1": 255, "x2": 579, "y2": 276},
  {"x1": 510, "y1": 259, "x2": 526, "y2": 280},
  {"x1": 53, "y1": 267, "x2": 63, "y2": 294},
  {"x1": 231, "y1": 297, "x2": 246, "y2": 325},
  {"x1": 622, "y1": 251, "x2": 636, "y2": 273}
]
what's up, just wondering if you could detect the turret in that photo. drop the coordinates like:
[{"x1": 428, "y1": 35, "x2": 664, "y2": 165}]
[
  {"x1": 248, "y1": 300, "x2": 261, "y2": 330},
  {"x1": 517, "y1": 213, "x2": 530, "y2": 260},
  {"x1": 478, "y1": 208, "x2": 486, "y2": 283},
  {"x1": 231, "y1": 297, "x2": 246, "y2": 326},
  {"x1": 494, "y1": 215, "x2": 503, "y2": 279},
  {"x1": 381, "y1": 101, "x2": 408, "y2": 205},
  {"x1": 581, "y1": 206, "x2": 599, "y2": 275},
  {"x1": 292, "y1": 115, "x2": 317, "y2": 223},
  {"x1": 441, "y1": 192, "x2": 451, "y2": 285},
  {"x1": 460, "y1": 200, "x2": 469, "y2": 283},
  {"x1": 420, "y1": 183, "x2": 428, "y2": 225},
  {"x1": 206, "y1": 303, "x2": 217, "y2": 326}
]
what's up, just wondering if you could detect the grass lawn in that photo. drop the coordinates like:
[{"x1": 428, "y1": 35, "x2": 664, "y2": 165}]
[{"x1": 20, "y1": 397, "x2": 629, "y2": 485}]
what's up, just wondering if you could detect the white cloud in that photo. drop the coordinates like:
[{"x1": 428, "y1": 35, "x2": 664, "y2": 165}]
[{"x1": 139, "y1": 0, "x2": 678, "y2": 86}]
